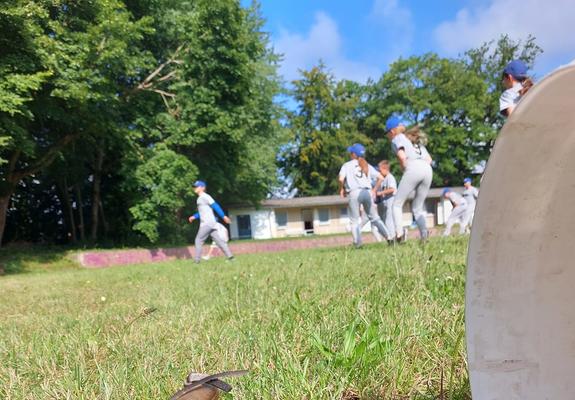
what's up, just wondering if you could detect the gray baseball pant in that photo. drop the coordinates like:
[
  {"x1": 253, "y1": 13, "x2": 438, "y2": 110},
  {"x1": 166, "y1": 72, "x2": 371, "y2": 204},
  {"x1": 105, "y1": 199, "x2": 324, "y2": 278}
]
[
  {"x1": 444, "y1": 205, "x2": 468, "y2": 236},
  {"x1": 361, "y1": 199, "x2": 388, "y2": 242},
  {"x1": 195, "y1": 223, "x2": 233, "y2": 261},
  {"x1": 349, "y1": 189, "x2": 390, "y2": 246},
  {"x1": 392, "y1": 160, "x2": 433, "y2": 239},
  {"x1": 377, "y1": 201, "x2": 395, "y2": 239},
  {"x1": 462, "y1": 204, "x2": 475, "y2": 232}
]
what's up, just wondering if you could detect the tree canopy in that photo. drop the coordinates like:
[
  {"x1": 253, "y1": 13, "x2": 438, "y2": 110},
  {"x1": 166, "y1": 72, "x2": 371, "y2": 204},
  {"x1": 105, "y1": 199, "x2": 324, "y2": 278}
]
[{"x1": 0, "y1": 0, "x2": 543, "y2": 246}]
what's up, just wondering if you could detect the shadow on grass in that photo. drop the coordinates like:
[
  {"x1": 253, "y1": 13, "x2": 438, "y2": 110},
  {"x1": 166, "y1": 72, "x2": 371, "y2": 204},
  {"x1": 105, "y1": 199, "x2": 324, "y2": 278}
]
[{"x1": 0, "y1": 244, "x2": 78, "y2": 276}]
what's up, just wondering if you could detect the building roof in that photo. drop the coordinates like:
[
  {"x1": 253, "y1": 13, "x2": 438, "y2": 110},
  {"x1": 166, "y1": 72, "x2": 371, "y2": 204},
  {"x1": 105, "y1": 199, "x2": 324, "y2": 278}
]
[
  {"x1": 261, "y1": 195, "x2": 347, "y2": 209},
  {"x1": 228, "y1": 186, "x2": 467, "y2": 210}
]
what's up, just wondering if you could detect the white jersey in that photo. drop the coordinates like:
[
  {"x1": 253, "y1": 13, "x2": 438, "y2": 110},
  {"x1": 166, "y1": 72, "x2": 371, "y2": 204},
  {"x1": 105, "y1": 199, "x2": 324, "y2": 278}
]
[
  {"x1": 197, "y1": 192, "x2": 217, "y2": 225},
  {"x1": 380, "y1": 173, "x2": 397, "y2": 202},
  {"x1": 391, "y1": 133, "x2": 431, "y2": 164},
  {"x1": 339, "y1": 160, "x2": 379, "y2": 193},
  {"x1": 462, "y1": 186, "x2": 479, "y2": 208},
  {"x1": 499, "y1": 82, "x2": 523, "y2": 115},
  {"x1": 447, "y1": 191, "x2": 467, "y2": 208}
]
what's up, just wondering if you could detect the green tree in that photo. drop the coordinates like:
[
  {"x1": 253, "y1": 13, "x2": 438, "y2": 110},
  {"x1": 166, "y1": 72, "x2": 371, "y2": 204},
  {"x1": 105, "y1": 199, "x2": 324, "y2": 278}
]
[
  {"x1": 282, "y1": 64, "x2": 370, "y2": 196},
  {"x1": 127, "y1": 0, "x2": 284, "y2": 242},
  {"x1": 0, "y1": 0, "x2": 153, "y2": 245}
]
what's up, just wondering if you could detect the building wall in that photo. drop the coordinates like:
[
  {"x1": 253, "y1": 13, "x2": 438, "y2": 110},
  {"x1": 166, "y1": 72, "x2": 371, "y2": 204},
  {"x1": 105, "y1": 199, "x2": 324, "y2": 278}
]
[
  {"x1": 229, "y1": 208, "x2": 275, "y2": 240},
  {"x1": 229, "y1": 198, "x2": 456, "y2": 240}
]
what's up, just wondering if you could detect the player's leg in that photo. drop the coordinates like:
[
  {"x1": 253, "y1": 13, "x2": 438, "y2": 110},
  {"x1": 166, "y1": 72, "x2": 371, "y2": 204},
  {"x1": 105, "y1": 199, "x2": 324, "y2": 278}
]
[
  {"x1": 443, "y1": 212, "x2": 456, "y2": 236},
  {"x1": 210, "y1": 229, "x2": 233, "y2": 259},
  {"x1": 194, "y1": 225, "x2": 212, "y2": 262},
  {"x1": 348, "y1": 191, "x2": 362, "y2": 247},
  {"x1": 383, "y1": 202, "x2": 395, "y2": 238},
  {"x1": 411, "y1": 164, "x2": 433, "y2": 239},
  {"x1": 364, "y1": 193, "x2": 390, "y2": 240},
  {"x1": 457, "y1": 207, "x2": 468, "y2": 234},
  {"x1": 462, "y1": 207, "x2": 474, "y2": 233},
  {"x1": 393, "y1": 171, "x2": 416, "y2": 238}
]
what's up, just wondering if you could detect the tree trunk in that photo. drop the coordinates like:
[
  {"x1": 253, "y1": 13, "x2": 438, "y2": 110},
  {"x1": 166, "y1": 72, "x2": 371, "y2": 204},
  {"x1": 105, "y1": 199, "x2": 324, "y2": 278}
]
[
  {"x1": 0, "y1": 193, "x2": 11, "y2": 247},
  {"x1": 59, "y1": 178, "x2": 77, "y2": 243},
  {"x1": 99, "y1": 199, "x2": 109, "y2": 236},
  {"x1": 0, "y1": 135, "x2": 79, "y2": 247},
  {"x1": 90, "y1": 147, "x2": 104, "y2": 243},
  {"x1": 75, "y1": 184, "x2": 86, "y2": 242}
]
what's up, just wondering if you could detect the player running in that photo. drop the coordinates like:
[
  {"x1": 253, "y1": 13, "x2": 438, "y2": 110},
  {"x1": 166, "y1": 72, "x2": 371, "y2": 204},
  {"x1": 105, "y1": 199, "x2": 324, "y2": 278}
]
[
  {"x1": 385, "y1": 117, "x2": 433, "y2": 241},
  {"x1": 339, "y1": 143, "x2": 390, "y2": 248},
  {"x1": 500, "y1": 59, "x2": 533, "y2": 118},
  {"x1": 188, "y1": 180, "x2": 234, "y2": 263},
  {"x1": 375, "y1": 160, "x2": 397, "y2": 239},
  {"x1": 442, "y1": 188, "x2": 468, "y2": 236},
  {"x1": 462, "y1": 177, "x2": 479, "y2": 232}
]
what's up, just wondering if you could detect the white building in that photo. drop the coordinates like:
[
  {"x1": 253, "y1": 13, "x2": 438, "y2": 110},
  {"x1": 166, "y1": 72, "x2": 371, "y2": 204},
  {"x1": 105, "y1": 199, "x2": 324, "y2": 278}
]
[{"x1": 227, "y1": 187, "x2": 464, "y2": 240}]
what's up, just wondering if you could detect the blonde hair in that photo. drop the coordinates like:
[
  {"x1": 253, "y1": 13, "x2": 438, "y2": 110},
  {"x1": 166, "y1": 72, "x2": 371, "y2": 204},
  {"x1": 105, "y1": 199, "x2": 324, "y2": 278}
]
[
  {"x1": 405, "y1": 125, "x2": 428, "y2": 146},
  {"x1": 358, "y1": 157, "x2": 369, "y2": 175}
]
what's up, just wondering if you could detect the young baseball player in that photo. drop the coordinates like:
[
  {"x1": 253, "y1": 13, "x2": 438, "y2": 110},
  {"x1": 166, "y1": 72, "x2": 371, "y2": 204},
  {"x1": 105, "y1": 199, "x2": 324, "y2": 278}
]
[
  {"x1": 201, "y1": 222, "x2": 229, "y2": 260},
  {"x1": 442, "y1": 188, "x2": 468, "y2": 236},
  {"x1": 339, "y1": 143, "x2": 390, "y2": 247},
  {"x1": 188, "y1": 180, "x2": 234, "y2": 263},
  {"x1": 361, "y1": 162, "x2": 392, "y2": 243},
  {"x1": 500, "y1": 59, "x2": 533, "y2": 117},
  {"x1": 462, "y1": 177, "x2": 479, "y2": 231},
  {"x1": 386, "y1": 118, "x2": 433, "y2": 241},
  {"x1": 375, "y1": 160, "x2": 397, "y2": 239}
]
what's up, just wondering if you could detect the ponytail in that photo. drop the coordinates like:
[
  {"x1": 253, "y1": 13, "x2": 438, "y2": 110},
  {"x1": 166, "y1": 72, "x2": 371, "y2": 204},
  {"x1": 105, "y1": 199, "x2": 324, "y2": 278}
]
[
  {"x1": 405, "y1": 125, "x2": 428, "y2": 146},
  {"x1": 358, "y1": 157, "x2": 369, "y2": 175},
  {"x1": 519, "y1": 77, "x2": 534, "y2": 96}
]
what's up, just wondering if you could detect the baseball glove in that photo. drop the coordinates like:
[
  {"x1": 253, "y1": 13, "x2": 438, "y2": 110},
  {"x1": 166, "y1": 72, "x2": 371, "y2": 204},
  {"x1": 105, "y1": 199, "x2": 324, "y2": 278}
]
[{"x1": 169, "y1": 370, "x2": 248, "y2": 400}]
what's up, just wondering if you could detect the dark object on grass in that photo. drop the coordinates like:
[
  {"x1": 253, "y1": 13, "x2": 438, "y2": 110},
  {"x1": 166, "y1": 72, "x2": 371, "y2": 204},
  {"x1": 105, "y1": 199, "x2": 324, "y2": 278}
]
[{"x1": 169, "y1": 370, "x2": 248, "y2": 400}]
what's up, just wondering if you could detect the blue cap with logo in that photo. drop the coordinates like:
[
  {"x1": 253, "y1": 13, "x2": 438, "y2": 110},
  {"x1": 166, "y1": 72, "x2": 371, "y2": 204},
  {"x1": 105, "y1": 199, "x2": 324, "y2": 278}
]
[
  {"x1": 503, "y1": 60, "x2": 528, "y2": 80},
  {"x1": 385, "y1": 115, "x2": 402, "y2": 132},
  {"x1": 463, "y1": 177, "x2": 472, "y2": 184},
  {"x1": 193, "y1": 180, "x2": 206, "y2": 188},
  {"x1": 347, "y1": 143, "x2": 366, "y2": 157},
  {"x1": 442, "y1": 188, "x2": 452, "y2": 196}
]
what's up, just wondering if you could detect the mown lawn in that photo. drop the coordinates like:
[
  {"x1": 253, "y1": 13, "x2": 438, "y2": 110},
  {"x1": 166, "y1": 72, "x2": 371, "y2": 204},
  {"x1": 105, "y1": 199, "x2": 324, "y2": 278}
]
[{"x1": 0, "y1": 237, "x2": 470, "y2": 399}]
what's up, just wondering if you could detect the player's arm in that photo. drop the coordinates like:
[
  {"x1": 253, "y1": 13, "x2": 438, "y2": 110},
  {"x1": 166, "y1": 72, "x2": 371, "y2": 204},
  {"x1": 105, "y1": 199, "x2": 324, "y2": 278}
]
[
  {"x1": 188, "y1": 212, "x2": 200, "y2": 223},
  {"x1": 210, "y1": 201, "x2": 231, "y2": 224},
  {"x1": 396, "y1": 149, "x2": 407, "y2": 170},
  {"x1": 373, "y1": 173, "x2": 384, "y2": 198},
  {"x1": 338, "y1": 178, "x2": 346, "y2": 198},
  {"x1": 378, "y1": 187, "x2": 396, "y2": 196},
  {"x1": 338, "y1": 170, "x2": 346, "y2": 198}
]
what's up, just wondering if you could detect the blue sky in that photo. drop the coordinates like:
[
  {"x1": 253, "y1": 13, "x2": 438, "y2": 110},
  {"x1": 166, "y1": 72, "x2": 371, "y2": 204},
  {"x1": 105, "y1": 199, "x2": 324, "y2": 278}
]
[{"x1": 245, "y1": 0, "x2": 575, "y2": 83}]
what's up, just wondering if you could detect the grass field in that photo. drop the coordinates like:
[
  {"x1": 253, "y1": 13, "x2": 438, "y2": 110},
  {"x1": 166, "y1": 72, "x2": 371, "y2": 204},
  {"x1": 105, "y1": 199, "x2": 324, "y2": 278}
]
[{"x1": 0, "y1": 237, "x2": 470, "y2": 399}]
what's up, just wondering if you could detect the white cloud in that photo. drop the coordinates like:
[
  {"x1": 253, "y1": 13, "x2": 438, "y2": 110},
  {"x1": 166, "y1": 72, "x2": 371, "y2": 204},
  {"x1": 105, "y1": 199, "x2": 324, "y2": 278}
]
[
  {"x1": 434, "y1": 0, "x2": 575, "y2": 66},
  {"x1": 369, "y1": 0, "x2": 414, "y2": 62},
  {"x1": 275, "y1": 12, "x2": 380, "y2": 83}
]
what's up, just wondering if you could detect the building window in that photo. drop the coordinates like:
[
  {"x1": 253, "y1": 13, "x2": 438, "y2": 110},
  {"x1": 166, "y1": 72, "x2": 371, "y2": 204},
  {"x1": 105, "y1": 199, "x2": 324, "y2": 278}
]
[
  {"x1": 275, "y1": 211, "x2": 288, "y2": 228},
  {"x1": 425, "y1": 199, "x2": 435, "y2": 214},
  {"x1": 340, "y1": 207, "x2": 348, "y2": 218},
  {"x1": 318, "y1": 208, "x2": 330, "y2": 224},
  {"x1": 237, "y1": 215, "x2": 252, "y2": 238}
]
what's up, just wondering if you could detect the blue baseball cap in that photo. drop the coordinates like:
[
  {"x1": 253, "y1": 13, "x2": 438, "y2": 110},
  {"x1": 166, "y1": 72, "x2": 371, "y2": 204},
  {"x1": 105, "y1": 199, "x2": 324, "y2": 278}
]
[
  {"x1": 385, "y1": 116, "x2": 402, "y2": 132},
  {"x1": 193, "y1": 180, "x2": 206, "y2": 188},
  {"x1": 463, "y1": 177, "x2": 472, "y2": 184},
  {"x1": 442, "y1": 188, "x2": 451, "y2": 196},
  {"x1": 503, "y1": 60, "x2": 528, "y2": 79},
  {"x1": 347, "y1": 143, "x2": 366, "y2": 157}
]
